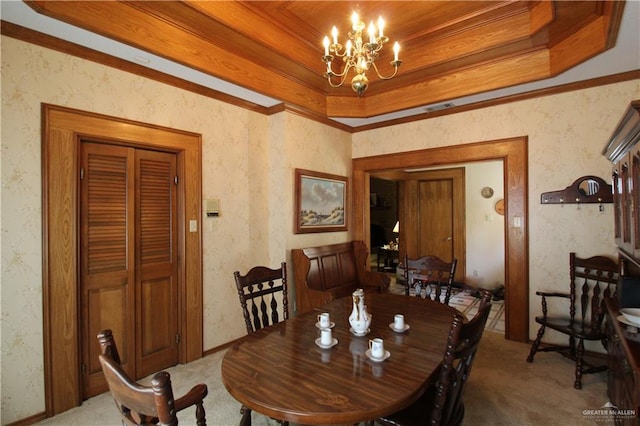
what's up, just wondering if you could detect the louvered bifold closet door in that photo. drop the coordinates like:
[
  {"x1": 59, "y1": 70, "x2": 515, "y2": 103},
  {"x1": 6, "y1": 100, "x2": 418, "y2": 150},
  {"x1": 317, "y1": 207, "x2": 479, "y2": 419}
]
[
  {"x1": 80, "y1": 143, "x2": 179, "y2": 398},
  {"x1": 135, "y1": 149, "x2": 179, "y2": 378},
  {"x1": 80, "y1": 142, "x2": 136, "y2": 399}
]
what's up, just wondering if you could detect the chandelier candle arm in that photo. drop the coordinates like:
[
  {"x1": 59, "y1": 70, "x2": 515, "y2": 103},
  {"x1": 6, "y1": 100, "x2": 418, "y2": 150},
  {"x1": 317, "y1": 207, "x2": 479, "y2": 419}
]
[{"x1": 322, "y1": 12, "x2": 401, "y2": 96}]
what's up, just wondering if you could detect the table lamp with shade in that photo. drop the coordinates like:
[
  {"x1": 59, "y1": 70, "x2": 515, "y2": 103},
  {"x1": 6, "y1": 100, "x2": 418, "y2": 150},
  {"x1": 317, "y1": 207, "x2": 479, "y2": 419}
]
[{"x1": 392, "y1": 221, "x2": 399, "y2": 249}]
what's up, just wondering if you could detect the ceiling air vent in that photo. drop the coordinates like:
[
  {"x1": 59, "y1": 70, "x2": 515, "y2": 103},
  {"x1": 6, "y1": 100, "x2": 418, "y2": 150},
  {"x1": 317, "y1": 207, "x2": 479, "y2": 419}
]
[{"x1": 425, "y1": 102, "x2": 455, "y2": 113}]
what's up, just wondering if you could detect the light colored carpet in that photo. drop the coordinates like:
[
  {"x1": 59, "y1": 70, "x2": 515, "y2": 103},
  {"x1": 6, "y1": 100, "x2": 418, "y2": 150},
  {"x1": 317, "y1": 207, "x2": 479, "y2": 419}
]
[
  {"x1": 463, "y1": 332, "x2": 608, "y2": 425},
  {"x1": 36, "y1": 330, "x2": 609, "y2": 426},
  {"x1": 34, "y1": 277, "x2": 596, "y2": 426}
]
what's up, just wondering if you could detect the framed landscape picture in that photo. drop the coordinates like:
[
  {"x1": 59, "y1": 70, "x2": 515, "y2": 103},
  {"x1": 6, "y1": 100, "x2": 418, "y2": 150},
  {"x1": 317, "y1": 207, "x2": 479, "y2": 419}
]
[{"x1": 295, "y1": 168, "x2": 348, "y2": 233}]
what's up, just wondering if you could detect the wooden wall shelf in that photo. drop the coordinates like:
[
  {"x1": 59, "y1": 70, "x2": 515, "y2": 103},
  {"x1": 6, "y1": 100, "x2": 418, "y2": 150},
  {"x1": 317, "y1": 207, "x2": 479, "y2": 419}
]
[{"x1": 540, "y1": 175, "x2": 612, "y2": 204}]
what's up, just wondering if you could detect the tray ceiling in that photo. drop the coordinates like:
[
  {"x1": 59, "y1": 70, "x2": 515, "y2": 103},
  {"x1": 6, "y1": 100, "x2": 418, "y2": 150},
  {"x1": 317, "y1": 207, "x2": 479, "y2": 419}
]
[{"x1": 3, "y1": 1, "x2": 639, "y2": 128}]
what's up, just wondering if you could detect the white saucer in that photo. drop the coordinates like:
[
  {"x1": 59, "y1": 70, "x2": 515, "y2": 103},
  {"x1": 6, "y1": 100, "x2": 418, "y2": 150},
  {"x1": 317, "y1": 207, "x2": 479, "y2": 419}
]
[
  {"x1": 315, "y1": 321, "x2": 335, "y2": 329},
  {"x1": 618, "y1": 314, "x2": 640, "y2": 329},
  {"x1": 389, "y1": 323, "x2": 410, "y2": 333},
  {"x1": 350, "y1": 327, "x2": 370, "y2": 336},
  {"x1": 366, "y1": 349, "x2": 391, "y2": 362},
  {"x1": 315, "y1": 337, "x2": 338, "y2": 349}
]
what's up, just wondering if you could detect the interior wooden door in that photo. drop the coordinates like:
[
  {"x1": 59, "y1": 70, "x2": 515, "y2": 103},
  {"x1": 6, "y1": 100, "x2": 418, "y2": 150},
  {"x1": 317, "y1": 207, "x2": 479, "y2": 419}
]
[
  {"x1": 400, "y1": 168, "x2": 466, "y2": 281},
  {"x1": 134, "y1": 149, "x2": 179, "y2": 378},
  {"x1": 80, "y1": 142, "x2": 179, "y2": 398},
  {"x1": 419, "y1": 179, "x2": 454, "y2": 261},
  {"x1": 80, "y1": 142, "x2": 136, "y2": 398}
]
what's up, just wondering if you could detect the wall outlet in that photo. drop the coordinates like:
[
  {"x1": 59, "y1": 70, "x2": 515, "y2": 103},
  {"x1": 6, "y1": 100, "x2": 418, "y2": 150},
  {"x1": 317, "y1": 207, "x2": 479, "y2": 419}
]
[{"x1": 473, "y1": 269, "x2": 479, "y2": 277}]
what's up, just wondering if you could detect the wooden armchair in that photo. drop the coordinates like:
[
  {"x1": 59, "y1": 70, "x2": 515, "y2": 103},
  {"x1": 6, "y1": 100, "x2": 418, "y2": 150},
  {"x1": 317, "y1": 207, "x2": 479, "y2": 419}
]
[
  {"x1": 372, "y1": 289, "x2": 493, "y2": 426},
  {"x1": 526, "y1": 252, "x2": 618, "y2": 389},
  {"x1": 97, "y1": 329, "x2": 208, "y2": 425},
  {"x1": 403, "y1": 254, "x2": 458, "y2": 305}
]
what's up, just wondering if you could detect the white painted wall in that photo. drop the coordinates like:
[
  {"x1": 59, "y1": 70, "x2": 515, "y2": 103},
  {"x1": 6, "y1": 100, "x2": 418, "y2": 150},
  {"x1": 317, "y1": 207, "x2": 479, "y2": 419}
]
[{"x1": 463, "y1": 160, "x2": 505, "y2": 290}]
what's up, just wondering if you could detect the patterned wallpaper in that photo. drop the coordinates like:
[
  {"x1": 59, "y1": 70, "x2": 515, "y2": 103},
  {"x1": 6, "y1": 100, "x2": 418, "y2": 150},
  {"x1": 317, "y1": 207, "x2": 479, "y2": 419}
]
[
  {"x1": 1, "y1": 33, "x2": 639, "y2": 424},
  {"x1": 354, "y1": 79, "x2": 640, "y2": 347},
  {"x1": 0, "y1": 36, "x2": 350, "y2": 423}
]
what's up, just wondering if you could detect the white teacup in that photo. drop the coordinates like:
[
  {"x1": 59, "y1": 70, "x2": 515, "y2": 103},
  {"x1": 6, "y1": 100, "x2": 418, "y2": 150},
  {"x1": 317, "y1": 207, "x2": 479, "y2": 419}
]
[
  {"x1": 320, "y1": 327, "x2": 333, "y2": 346},
  {"x1": 369, "y1": 337, "x2": 385, "y2": 359},
  {"x1": 318, "y1": 312, "x2": 331, "y2": 328},
  {"x1": 393, "y1": 314, "x2": 405, "y2": 330}
]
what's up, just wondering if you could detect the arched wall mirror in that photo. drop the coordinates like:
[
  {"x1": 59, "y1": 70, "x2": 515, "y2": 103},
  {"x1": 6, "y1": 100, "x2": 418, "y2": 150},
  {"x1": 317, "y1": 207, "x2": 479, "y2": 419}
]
[
  {"x1": 578, "y1": 178, "x2": 600, "y2": 196},
  {"x1": 540, "y1": 175, "x2": 612, "y2": 204}
]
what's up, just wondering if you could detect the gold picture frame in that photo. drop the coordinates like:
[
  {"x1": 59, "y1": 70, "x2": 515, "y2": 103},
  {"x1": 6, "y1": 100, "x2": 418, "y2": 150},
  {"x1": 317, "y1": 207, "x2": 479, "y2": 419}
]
[{"x1": 295, "y1": 168, "x2": 348, "y2": 233}]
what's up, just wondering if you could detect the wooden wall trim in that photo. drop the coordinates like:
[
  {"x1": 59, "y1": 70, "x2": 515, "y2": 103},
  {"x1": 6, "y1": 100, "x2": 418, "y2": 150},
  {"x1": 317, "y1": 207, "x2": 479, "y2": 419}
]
[
  {"x1": 352, "y1": 137, "x2": 529, "y2": 342},
  {"x1": 1, "y1": 21, "x2": 271, "y2": 113},
  {"x1": 3, "y1": 21, "x2": 638, "y2": 134},
  {"x1": 42, "y1": 104, "x2": 203, "y2": 416},
  {"x1": 351, "y1": 71, "x2": 640, "y2": 132}
]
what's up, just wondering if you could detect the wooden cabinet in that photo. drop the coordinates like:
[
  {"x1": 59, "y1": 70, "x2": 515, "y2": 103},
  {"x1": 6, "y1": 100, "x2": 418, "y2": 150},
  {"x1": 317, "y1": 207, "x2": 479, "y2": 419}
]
[
  {"x1": 604, "y1": 100, "x2": 640, "y2": 259},
  {"x1": 604, "y1": 100, "x2": 640, "y2": 423},
  {"x1": 605, "y1": 297, "x2": 640, "y2": 424},
  {"x1": 610, "y1": 146, "x2": 640, "y2": 258}
]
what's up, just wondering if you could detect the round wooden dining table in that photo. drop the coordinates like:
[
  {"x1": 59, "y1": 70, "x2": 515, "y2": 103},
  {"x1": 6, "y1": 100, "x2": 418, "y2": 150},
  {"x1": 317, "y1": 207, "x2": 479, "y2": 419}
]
[{"x1": 221, "y1": 292, "x2": 458, "y2": 425}]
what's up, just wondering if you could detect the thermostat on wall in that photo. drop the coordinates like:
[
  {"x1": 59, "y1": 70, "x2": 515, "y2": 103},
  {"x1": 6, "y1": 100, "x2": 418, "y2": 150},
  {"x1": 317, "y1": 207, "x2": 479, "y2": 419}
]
[{"x1": 205, "y1": 199, "x2": 220, "y2": 217}]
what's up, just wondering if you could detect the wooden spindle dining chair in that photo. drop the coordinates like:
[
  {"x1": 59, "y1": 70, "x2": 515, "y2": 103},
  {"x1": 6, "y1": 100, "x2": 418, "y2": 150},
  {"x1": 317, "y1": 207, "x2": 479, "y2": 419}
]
[
  {"x1": 403, "y1": 254, "x2": 458, "y2": 305},
  {"x1": 97, "y1": 329, "x2": 208, "y2": 425},
  {"x1": 233, "y1": 262, "x2": 289, "y2": 335},
  {"x1": 526, "y1": 252, "x2": 618, "y2": 389},
  {"x1": 371, "y1": 289, "x2": 493, "y2": 426},
  {"x1": 233, "y1": 262, "x2": 290, "y2": 425}
]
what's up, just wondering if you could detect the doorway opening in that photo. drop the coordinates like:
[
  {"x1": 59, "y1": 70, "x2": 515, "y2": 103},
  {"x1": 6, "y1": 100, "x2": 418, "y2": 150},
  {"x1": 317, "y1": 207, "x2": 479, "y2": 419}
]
[
  {"x1": 352, "y1": 136, "x2": 528, "y2": 342},
  {"x1": 369, "y1": 161, "x2": 506, "y2": 334}
]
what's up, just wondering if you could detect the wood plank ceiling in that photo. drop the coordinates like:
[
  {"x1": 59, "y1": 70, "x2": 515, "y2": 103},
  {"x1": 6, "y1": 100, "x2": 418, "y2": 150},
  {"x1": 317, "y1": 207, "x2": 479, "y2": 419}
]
[{"x1": 26, "y1": 1, "x2": 624, "y2": 121}]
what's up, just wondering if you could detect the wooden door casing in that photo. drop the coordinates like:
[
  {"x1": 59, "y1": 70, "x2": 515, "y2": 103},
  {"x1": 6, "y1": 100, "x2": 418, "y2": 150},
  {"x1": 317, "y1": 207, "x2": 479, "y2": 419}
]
[
  {"x1": 42, "y1": 104, "x2": 202, "y2": 416},
  {"x1": 352, "y1": 137, "x2": 528, "y2": 342}
]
